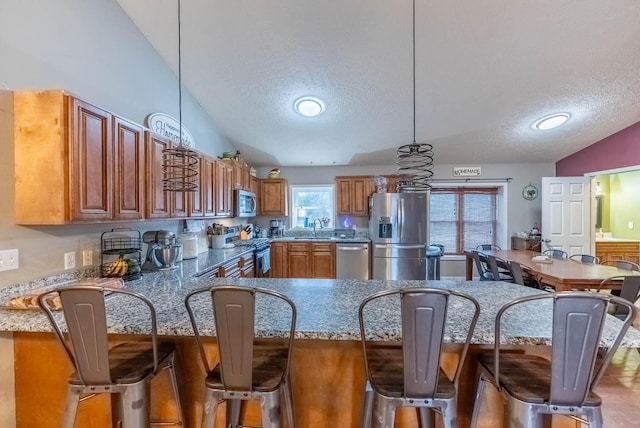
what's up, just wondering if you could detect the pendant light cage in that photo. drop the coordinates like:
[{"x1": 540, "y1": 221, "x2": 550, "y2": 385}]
[
  {"x1": 162, "y1": 0, "x2": 199, "y2": 192},
  {"x1": 396, "y1": 0, "x2": 433, "y2": 193}
]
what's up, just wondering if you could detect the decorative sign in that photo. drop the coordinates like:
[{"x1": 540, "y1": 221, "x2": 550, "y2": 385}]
[
  {"x1": 452, "y1": 166, "x2": 481, "y2": 177},
  {"x1": 145, "y1": 112, "x2": 195, "y2": 148}
]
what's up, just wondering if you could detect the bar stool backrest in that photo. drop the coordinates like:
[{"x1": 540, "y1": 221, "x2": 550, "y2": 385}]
[
  {"x1": 543, "y1": 249, "x2": 568, "y2": 260},
  {"x1": 507, "y1": 261, "x2": 525, "y2": 285},
  {"x1": 598, "y1": 275, "x2": 640, "y2": 318},
  {"x1": 493, "y1": 292, "x2": 635, "y2": 406},
  {"x1": 38, "y1": 286, "x2": 160, "y2": 385}
]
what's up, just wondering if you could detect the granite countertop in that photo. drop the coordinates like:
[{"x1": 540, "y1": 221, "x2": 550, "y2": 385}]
[{"x1": 1, "y1": 261, "x2": 639, "y2": 348}]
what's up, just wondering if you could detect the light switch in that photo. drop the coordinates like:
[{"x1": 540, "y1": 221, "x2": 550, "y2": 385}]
[{"x1": 629, "y1": 221, "x2": 634, "y2": 229}]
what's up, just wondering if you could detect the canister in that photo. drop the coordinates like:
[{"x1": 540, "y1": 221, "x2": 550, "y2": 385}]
[{"x1": 179, "y1": 233, "x2": 199, "y2": 259}]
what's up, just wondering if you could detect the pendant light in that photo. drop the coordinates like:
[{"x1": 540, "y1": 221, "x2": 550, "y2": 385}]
[
  {"x1": 162, "y1": 0, "x2": 199, "y2": 192},
  {"x1": 396, "y1": 0, "x2": 434, "y2": 193}
]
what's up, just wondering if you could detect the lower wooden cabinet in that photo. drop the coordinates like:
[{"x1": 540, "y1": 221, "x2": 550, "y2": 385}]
[
  {"x1": 271, "y1": 241, "x2": 336, "y2": 278},
  {"x1": 219, "y1": 253, "x2": 255, "y2": 278},
  {"x1": 595, "y1": 241, "x2": 640, "y2": 264}
]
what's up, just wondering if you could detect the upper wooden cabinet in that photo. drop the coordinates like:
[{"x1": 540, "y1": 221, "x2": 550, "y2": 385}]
[
  {"x1": 14, "y1": 91, "x2": 126, "y2": 224},
  {"x1": 215, "y1": 160, "x2": 233, "y2": 217},
  {"x1": 113, "y1": 116, "x2": 144, "y2": 220},
  {"x1": 336, "y1": 176, "x2": 374, "y2": 216},
  {"x1": 144, "y1": 131, "x2": 171, "y2": 219},
  {"x1": 261, "y1": 179, "x2": 289, "y2": 216},
  {"x1": 201, "y1": 156, "x2": 217, "y2": 217}
]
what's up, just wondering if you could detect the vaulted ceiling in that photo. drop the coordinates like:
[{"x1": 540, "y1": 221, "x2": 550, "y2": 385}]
[{"x1": 116, "y1": 0, "x2": 640, "y2": 167}]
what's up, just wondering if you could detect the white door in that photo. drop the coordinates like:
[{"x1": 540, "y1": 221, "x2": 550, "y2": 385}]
[{"x1": 541, "y1": 177, "x2": 592, "y2": 256}]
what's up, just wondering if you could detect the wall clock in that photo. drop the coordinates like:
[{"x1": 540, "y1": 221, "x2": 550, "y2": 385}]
[{"x1": 522, "y1": 183, "x2": 538, "y2": 201}]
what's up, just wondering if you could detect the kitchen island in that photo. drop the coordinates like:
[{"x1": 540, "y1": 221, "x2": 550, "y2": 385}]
[{"x1": 2, "y1": 257, "x2": 639, "y2": 427}]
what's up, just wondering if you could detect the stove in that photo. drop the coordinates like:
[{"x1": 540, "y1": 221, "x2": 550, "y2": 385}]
[{"x1": 234, "y1": 238, "x2": 271, "y2": 251}]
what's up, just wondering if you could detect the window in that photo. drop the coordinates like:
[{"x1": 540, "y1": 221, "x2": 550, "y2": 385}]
[
  {"x1": 430, "y1": 187, "x2": 500, "y2": 255},
  {"x1": 290, "y1": 185, "x2": 335, "y2": 229}
]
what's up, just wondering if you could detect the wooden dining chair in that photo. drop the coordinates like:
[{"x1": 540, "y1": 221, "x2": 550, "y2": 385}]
[
  {"x1": 597, "y1": 275, "x2": 640, "y2": 319},
  {"x1": 470, "y1": 292, "x2": 636, "y2": 428},
  {"x1": 543, "y1": 249, "x2": 568, "y2": 260},
  {"x1": 601, "y1": 260, "x2": 640, "y2": 272},
  {"x1": 476, "y1": 244, "x2": 501, "y2": 251},
  {"x1": 569, "y1": 254, "x2": 600, "y2": 264}
]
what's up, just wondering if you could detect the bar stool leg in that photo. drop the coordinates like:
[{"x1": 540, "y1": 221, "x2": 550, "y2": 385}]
[
  {"x1": 417, "y1": 407, "x2": 433, "y2": 428},
  {"x1": 260, "y1": 390, "x2": 281, "y2": 428},
  {"x1": 470, "y1": 371, "x2": 488, "y2": 428},
  {"x1": 440, "y1": 399, "x2": 457, "y2": 428},
  {"x1": 506, "y1": 396, "x2": 544, "y2": 428},
  {"x1": 201, "y1": 389, "x2": 219, "y2": 428},
  {"x1": 371, "y1": 396, "x2": 395, "y2": 428},
  {"x1": 227, "y1": 399, "x2": 242, "y2": 427},
  {"x1": 281, "y1": 376, "x2": 295, "y2": 428},
  {"x1": 165, "y1": 353, "x2": 185, "y2": 425},
  {"x1": 62, "y1": 387, "x2": 79, "y2": 428},
  {"x1": 360, "y1": 382, "x2": 374, "y2": 428},
  {"x1": 119, "y1": 379, "x2": 150, "y2": 428}
]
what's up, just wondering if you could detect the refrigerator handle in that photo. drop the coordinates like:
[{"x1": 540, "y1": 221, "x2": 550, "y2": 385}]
[{"x1": 398, "y1": 196, "x2": 404, "y2": 240}]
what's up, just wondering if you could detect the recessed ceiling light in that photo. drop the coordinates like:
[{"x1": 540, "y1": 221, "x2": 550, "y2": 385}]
[
  {"x1": 531, "y1": 113, "x2": 571, "y2": 130},
  {"x1": 294, "y1": 97, "x2": 323, "y2": 117}
]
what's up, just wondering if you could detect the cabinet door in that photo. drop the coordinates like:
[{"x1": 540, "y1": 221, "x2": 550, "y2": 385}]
[
  {"x1": 287, "y1": 242, "x2": 310, "y2": 278},
  {"x1": 229, "y1": 160, "x2": 242, "y2": 189},
  {"x1": 261, "y1": 179, "x2": 288, "y2": 216},
  {"x1": 352, "y1": 177, "x2": 372, "y2": 216},
  {"x1": 251, "y1": 176, "x2": 261, "y2": 214},
  {"x1": 242, "y1": 166, "x2": 251, "y2": 191},
  {"x1": 188, "y1": 154, "x2": 205, "y2": 217},
  {"x1": 241, "y1": 256, "x2": 255, "y2": 277},
  {"x1": 113, "y1": 116, "x2": 144, "y2": 220},
  {"x1": 145, "y1": 131, "x2": 171, "y2": 218},
  {"x1": 215, "y1": 160, "x2": 233, "y2": 217},
  {"x1": 336, "y1": 178, "x2": 352, "y2": 215},
  {"x1": 311, "y1": 243, "x2": 336, "y2": 278},
  {"x1": 202, "y1": 157, "x2": 216, "y2": 217},
  {"x1": 69, "y1": 97, "x2": 112, "y2": 221},
  {"x1": 271, "y1": 242, "x2": 287, "y2": 278}
]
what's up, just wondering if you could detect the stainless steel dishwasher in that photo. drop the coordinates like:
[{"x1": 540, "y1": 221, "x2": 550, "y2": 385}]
[{"x1": 336, "y1": 242, "x2": 370, "y2": 279}]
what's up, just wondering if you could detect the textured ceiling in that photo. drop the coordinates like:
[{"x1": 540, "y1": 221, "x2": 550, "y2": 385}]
[{"x1": 116, "y1": 0, "x2": 640, "y2": 167}]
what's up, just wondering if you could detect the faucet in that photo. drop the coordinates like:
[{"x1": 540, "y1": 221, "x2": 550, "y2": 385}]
[{"x1": 312, "y1": 218, "x2": 323, "y2": 237}]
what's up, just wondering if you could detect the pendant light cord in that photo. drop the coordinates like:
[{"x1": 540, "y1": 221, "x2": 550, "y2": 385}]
[
  {"x1": 412, "y1": 0, "x2": 416, "y2": 145},
  {"x1": 178, "y1": 0, "x2": 183, "y2": 146}
]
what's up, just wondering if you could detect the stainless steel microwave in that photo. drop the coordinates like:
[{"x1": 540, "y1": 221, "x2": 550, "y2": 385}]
[{"x1": 234, "y1": 189, "x2": 257, "y2": 217}]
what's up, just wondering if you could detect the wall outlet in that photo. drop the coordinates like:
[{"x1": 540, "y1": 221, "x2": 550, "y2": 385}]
[
  {"x1": 64, "y1": 251, "x2": 76, "y2": 270},
  {"x1": 0, "y1": 249, "x2": 19, "y2": 272},
  {"x1": 82, "y1": 250, "x2": 93, "y2": 267},
  {"x1": 629, "y1": 221, "x2": 634, "y2": 229}
]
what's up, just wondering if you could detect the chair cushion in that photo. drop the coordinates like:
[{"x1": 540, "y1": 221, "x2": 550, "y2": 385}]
[
  {"x1": 478, "y1": 352, "x2": 602, "y2": 406},
  {"x1": 69, "y1": 341, "x2": 175, "y2": 385},
  {"x1": 205, "y1": 342, "x2": 289, "y2": 393},
  {"x1": 366, "y1": 344, "x2": 455, "y2": 399}
]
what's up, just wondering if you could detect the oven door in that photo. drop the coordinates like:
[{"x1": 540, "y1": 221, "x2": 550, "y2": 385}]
[{"x1": 256, "y1": 247, "x2": 271, "y2": 278}]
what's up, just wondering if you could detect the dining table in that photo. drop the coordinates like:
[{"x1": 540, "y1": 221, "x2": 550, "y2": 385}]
[{"x1": 464, "y1": 249, "x2": 637, "y2": 291}]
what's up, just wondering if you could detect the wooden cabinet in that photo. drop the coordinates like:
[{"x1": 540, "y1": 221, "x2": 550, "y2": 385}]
[
  {"x1": 336, "y1": 176, "x2": 374, "y2": 216},
  {"x1": 14, "y1": 91, "x2": 125, "y2": 224},
  {"x1": 144, "y1": 131, "x2": 171, "y2": 219},
  {"x1": 113, "y1": 116, "x2": 144, "y2": 220},
  {"x1": 215, "y1": 160, "x2": 233, "y2": 217},
  {"x1": 271, "y1": 241, "x2": 336, "y2": 278},
  {"x1": 201, "y1": 156, "x2": 217, "y2": 217},
  {"x1": 287, "y1": 242, "x2": 311, "y2": 278},
  {"x1": 241, "y1": 254, "x2": 255, "y2": 278},
  {"x1": 270, "y1": 242, "x2": 287, "y2": 278},
  {"x1": 261, "y1": 179, "x2": 289, "y2": 216},
  {"x1": 218, "y1": 254, "x2": 254, "y2": 278},
  {"x1": 242, "y1": 166, "x2": 252, "y2": 191},
  {"x1": 310, "y1": 242, "x2": 336, "y2": 278},
  {"x1": 595, "y1": 241, "x2": 640, "y2": 264},
  {"x1": 188, "y1": 153, "x2": 205, "y2": 217}
]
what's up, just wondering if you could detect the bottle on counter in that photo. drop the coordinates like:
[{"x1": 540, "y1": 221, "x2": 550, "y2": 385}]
[{"x1": 530, "y1": 222, "x2": 540, "y2": 236}]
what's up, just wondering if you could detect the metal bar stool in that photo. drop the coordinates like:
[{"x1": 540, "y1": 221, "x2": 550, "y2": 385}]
[
  {"x1": 470, "y1": 292, "x2": 636, "y2": 428},
  {"x1": 37, "y1": 285, "x2": 184, "y2": 428},
  {"x1": 185, "y1": 285, "x2": 297, "y2": 428},
  {"x1": 359, "y1": 288, "x2": 480, "y2": 428}
]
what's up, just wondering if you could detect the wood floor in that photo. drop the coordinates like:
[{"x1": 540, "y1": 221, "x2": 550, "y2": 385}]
[{"x1": 597, "y1": 347, "x2": 640, "y2": 427}]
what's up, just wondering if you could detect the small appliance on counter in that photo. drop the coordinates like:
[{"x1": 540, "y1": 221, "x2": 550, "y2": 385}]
[
  {"x1": 270, "y1": 219, "x2": 284, "y2": 237},
  {"x1": 142, "y1": 230, "x2": 182, "y2": 271}
]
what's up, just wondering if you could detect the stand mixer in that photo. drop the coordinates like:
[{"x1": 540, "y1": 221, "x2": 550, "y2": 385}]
[{"x1": 142, "y1": 230, "x2": 182, "y2": 271}]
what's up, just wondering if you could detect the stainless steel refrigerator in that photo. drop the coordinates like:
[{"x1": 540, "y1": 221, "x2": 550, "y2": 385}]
[{"x1": 369, "y1": 192, "x2": 430, "y2": 280}]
